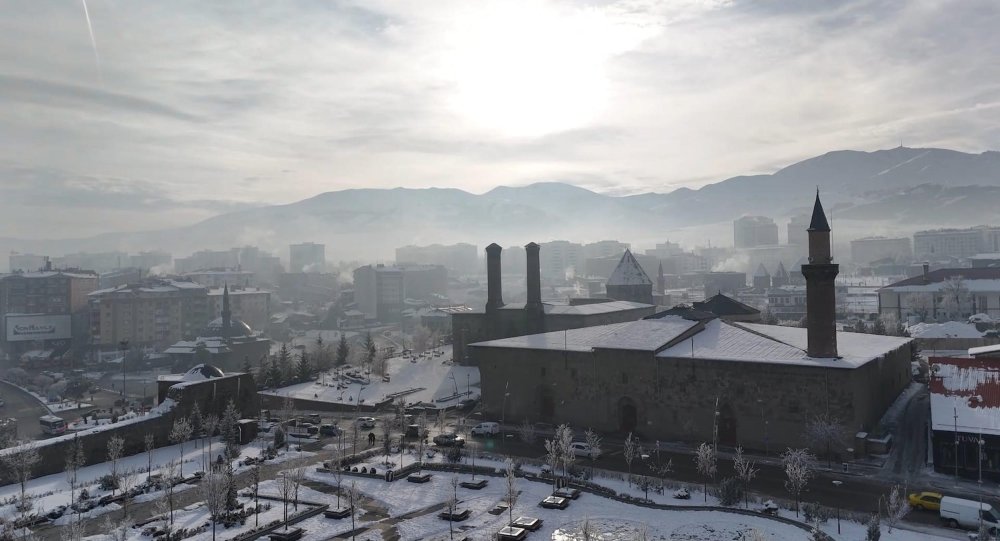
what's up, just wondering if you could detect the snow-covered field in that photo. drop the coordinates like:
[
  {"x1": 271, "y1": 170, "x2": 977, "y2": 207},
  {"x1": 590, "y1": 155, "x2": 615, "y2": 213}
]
[{"x1": 262, "y1": 346, "x2": 480, "y2": 409}]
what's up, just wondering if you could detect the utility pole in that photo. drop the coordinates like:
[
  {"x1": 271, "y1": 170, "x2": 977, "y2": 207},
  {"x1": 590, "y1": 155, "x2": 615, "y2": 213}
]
[
  {"x1": 119, "y1": 339, "x2": 129, "y2": 405},
  {"x1": 954, "y1": 405, "x2": 959, "y2": 483}
]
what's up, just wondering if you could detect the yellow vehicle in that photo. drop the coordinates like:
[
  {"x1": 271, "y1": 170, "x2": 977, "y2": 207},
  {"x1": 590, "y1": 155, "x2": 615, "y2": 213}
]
[{"x1": 908, "y1": 491, "x2": 943, "y2": 511}]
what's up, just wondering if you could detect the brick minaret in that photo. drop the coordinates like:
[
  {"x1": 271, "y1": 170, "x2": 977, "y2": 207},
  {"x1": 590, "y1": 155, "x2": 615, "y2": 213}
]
[
  {"x1": 802, "y1": 191, "x2": 839, "y2": 358},
  {"x1": 485, "y1": 243, "x2": 504, "y2": 313}
]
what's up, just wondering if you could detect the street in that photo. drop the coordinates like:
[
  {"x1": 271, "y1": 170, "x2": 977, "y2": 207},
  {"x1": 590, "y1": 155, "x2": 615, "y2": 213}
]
[{"x1": 0, "y1": 380, "x2": 51, "y2": 441}]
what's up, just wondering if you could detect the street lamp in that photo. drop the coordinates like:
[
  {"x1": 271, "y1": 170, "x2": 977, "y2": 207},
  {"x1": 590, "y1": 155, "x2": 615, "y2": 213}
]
[
  {"x1": 831, "y1": 480, "x2": 843, "y2": 534},
  {"x1": 500, "y1": 380, "x2": 510, "y2": 454}
]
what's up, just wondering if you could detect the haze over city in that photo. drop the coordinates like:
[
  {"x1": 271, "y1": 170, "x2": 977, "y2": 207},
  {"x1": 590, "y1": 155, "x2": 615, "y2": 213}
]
[{"x1": 2, "y1": 3, "x2": 1000, "y2": 541}]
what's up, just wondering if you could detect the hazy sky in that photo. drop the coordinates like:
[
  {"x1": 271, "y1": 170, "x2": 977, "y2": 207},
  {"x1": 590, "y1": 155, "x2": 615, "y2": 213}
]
[{"x1": 1, "y1": 0, "x2": 998, "y2": 238}]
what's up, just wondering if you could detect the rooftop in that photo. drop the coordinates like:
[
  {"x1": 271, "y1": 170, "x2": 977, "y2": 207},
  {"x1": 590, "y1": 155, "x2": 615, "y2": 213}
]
[
  {"x1": 472, "y1": 317, "x2": 911, "y2": 368},
  {"x1": 880, "y1": 268, "x2": 1000, "y2": 292},
  {"x1": 929, "y1": 357, "x2": 1000, "y2": 436},
  {"x1": 607, "y1": 250, "x2": 653, "y2": 287}
]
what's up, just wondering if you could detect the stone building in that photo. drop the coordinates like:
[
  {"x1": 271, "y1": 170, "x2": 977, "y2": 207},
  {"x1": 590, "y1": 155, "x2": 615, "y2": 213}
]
[
  {"x1": 472, "y1": 194, "x2": 913, "y2": 452},
  {"x1": 605, "y1": 250, "x2": 654, "y2": 305},
  {"x1": 451, "y1": 243, "x2": 655, "y2": 363}
]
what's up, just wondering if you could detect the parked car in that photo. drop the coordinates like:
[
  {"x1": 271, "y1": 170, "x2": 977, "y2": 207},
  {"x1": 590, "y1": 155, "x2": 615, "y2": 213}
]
[
  {"x1": 470, "y1": 422, "x2": 500, "y2": 437},
  {"x1": 356, "y1": 417, "x2": 377, "y2": 429},
  {"x1": 433, "y1": 433, "x2": 466, "y2": 447},
  {"x1": 568, "y1": 442, "x2": 601, "y2": 459},
  {"x1": 404, "y1": 424, "x2": 421, "y2": 438},
  {"x1": 319, "y1": 424, "x2": 340, "y2": 436},
  {"x1": 940, "y1": 496, "x2": 1000, "y2": 530},
  {"x1": 307, "y1": 413, "x2": 321, "y2": 423},
  {"x1": 908, "y1": 491, "x2": 943, "y2": 511}
]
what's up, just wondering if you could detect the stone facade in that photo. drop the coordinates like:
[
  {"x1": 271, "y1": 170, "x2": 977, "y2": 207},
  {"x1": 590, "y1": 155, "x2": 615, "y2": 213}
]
[{"x1": 474, "y1": 341, "x2": 912, "y2": 451}]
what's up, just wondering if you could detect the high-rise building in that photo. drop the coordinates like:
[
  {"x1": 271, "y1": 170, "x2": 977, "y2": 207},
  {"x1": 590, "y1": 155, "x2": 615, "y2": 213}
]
[
  {"x1": 395, "y1": 243, "x2": 478, "y2": 275},
  {"x1": 539, "y1": 240, "x2": 584, "y2": 281},
  {"x1": 850, "y1": 237, "x2": 913, "y2": 266},
  {"x1": 289, "y1": 243, "x2": 326, "y2": 273},
  {"x1": 174, "y1": 249, "x2": 240, "y2": 273},
  {"x1": 913, "y1": 227, "x2": 1000, "y2": 260},
  {"x1": 88, "y1": 279, "x2": 210, "y2": 350},
  {"x1": 8, "y1": 252, "x2": 49, "y2": 273},
  {"x1": 352, "y1": 264, "x2": 447, "y2": 322},
  {"x1": 0, "y1": 270, "x2": 99, "y2": 357},
  {"x1": 734, "y1": 216, "x2": 779, "y2": 248},
  {"x1": 582, "y1": 240, "x2": 629, "y2": 260},
  {"x1": 786, "y1": 214, "x2": 810, "y2": 247}
]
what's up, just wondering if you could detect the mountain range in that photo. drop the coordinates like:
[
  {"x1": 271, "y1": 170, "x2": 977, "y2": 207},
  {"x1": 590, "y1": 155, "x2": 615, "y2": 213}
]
[{"x1": 4, "y1": 146, "x2": 1000, "y2": 266}]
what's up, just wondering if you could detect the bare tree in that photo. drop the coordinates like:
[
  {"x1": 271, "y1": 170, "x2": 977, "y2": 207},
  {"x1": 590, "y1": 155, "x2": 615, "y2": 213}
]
[
  {"x1": 3, "y1": 440, "x2": 40, "y2": 516},
  {"x1": 59, "y1": 515, "x2": 85, "y2": 541},
  {"x1": 781, "y1": 448, "x2": 816, "y2": 516},
  {"x1": 804, "y1": 414, "x2": 846, "y2": 469},
  {"x1": 908, "y1": 293, "x2": 933, "y2": 322},
  {"x1": 65, "y1": 436, "x2": 85, "y2": 520},
  {"x1": 201, "y1": 471, "x2": 230, "y2": 541},
  {"x1": 694, "y1": 442, "x2": 717, "y2": 503},
  {"x1": 733, "y1": 447, "x2": 758, "y2": 509},
  {"x1": 251, "y1": 459, "x2": 262, "y2": 526},
  {"x1": 881, "y1": 484, "x2": 909, "y2": 534},
  {"x1": 119, "y1": 467, "x2": 140, "y2": 520},
  {"x1": 416, "y1": 412, "x2": 430, "y2": 471},
  {"x1": 516, "y1": 419, "x2": 536, "y2": 445},
  {"x1": 347, "y1": 481, "x2": 360, "y2": 541},
  {"x1": 504, "y1": 458, "x2": 518, "y2": 527},
  {"x1": 554, "y1": 424, "x2": 575, "y2": 479},
  {"x1": 941, "y1": 276, "x2": 971, "y2": 319},
  {"x1": 544, "y1": 438, "x2": 561, "y2": 492},
  {"x1": 447, "y1": 477, "x2": 459, "y2": 541},
  {"x1": 107, "y1": 435, "x2": 125, "y2": 497},
  {"x1": 277, "y1": 471, "x2": 295, "y2": 530},
  {"x1": 290, "y1": 467, "x2": 305, "y2": 511},
  {"x1": 170, "y1": 417, "x2": 193, "y2": 477},
  {"x1": 160, "y1": 459, "x2": 180, "y2": 528},
  {"x1": 144, "y1": 433, "x2": 155, "y2": 482},
  {"x1": 203, "y1": 413, "x2": 220, "y2": 470},
  {"x1": 623, "y1": 432, "x2": 639, "y2": 487},
  {"x1": 331, "y1": 448, "x2": 344, "y2": 510},
  {"x1": 583, "y1": 428, "x2": 602, "y2": 477},
  {"x1": 102, "y1": 515, "x2": 129, "y2": 541}
]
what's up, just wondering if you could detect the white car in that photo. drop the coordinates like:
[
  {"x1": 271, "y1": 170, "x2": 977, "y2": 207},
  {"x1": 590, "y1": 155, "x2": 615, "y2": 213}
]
[
  {"x1": 470, "y1": 422, "x2": 500, "y2": 436},
  {"x1": 355, "y1": 417, "x2": 377, "y2": 429},
  {"x1": 568, "y1": 442, "x2": 601, "y2": 459}
]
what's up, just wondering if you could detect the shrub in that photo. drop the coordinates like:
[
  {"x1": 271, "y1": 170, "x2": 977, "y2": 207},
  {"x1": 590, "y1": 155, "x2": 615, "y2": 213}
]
[
  {"x1": 803, "y1": 502, "x2": 830, "y2": 524},
  {"x1": 445, "y1": 446, "x2": 463, "y2": 463},
  {"x1": 98, "y1": 474, "x2": 119, "y2": 491},
  {"x1": 716, "y1": 477, "x2": 744, "y2": 507},
  {"x1": 866, "y1": 514, "x2": 881, "y2": 541}
]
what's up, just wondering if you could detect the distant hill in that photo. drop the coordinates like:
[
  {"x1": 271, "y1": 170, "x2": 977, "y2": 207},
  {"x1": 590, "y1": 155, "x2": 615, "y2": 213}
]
[{"x1": 4, "y1": 147, "x2": 1000, "y2": 263}]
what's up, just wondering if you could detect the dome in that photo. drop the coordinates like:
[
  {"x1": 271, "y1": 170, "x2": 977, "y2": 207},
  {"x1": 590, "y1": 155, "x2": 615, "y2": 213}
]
[
  {"x1": 205, "y1": 317, "x2": 253, "y2": 337},
  {"x1": 183, "y1": 363, "x2": 225, "y2": 381}
]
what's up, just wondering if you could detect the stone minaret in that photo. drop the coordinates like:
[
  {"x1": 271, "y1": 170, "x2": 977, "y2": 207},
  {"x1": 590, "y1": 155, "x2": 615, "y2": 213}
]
[
  {"x1": 485, "y1": 243, "x2": 504, "y2": 313},
  {"x1": 657, "y1": 261, "x2": 665, "y2": 296},
  {"x1": 802, "y1": 191, "x2": 839, "y2": 358}
]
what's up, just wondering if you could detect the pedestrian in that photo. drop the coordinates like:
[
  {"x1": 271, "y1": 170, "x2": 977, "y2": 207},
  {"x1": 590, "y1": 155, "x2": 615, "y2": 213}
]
[{"x1": 368, "y1": 431, "x2": 376, "y2": 446}]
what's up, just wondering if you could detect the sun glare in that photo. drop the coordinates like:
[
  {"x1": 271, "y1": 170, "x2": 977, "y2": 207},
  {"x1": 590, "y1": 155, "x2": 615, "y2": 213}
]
[{"x1": 444, "y1": 2, "x2": 643, "y2": 138}]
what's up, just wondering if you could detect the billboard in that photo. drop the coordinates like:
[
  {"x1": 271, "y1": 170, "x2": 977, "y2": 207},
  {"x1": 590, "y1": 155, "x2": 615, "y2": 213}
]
[{"x1": 4, "y1": 314, "x2": 72, "y2": 342}]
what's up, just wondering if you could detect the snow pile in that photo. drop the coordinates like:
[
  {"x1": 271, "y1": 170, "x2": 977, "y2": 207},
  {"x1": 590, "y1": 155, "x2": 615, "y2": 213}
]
[{"x1": 907, "y1": 321, "x2": 983, "y2": 339}]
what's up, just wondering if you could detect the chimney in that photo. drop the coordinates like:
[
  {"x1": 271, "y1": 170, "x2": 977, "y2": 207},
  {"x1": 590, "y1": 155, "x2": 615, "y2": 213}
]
[
  {"x1": 485, "y1": 243, "x2": 504, "y2": 312},
  {"x1": 802, "y1": 190, "x2": 839, "y2": 358},
  {"x1": 525, "y1": 242, "x2": 544, "y2": 332},
  {"x1": 922, "y1": 262, "x2": 930, "y2": 283},
  {"x1": 525, "y1": 242, "x2": 542, "y2": 306}
]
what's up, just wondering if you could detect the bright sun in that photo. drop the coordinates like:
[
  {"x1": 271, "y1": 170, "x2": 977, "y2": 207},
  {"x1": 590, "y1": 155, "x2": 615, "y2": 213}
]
[{"x1": 444, "y1": 2, "x2": 643, "y2": 138}]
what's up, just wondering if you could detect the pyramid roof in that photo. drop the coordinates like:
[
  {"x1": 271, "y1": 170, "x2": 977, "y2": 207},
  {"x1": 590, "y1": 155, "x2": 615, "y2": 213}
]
[
  {"x1": 754, "y1": 263, "x2": 770, "y2": 277},
  {"x1": 607, "y1": 249, "x2": 653, "y2": 286}
]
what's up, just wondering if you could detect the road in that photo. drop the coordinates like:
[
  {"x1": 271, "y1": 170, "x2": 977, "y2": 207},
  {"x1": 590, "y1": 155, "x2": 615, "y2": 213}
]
[{"x1": 0, "y1": 380, "x2": 51, "y2": 440}]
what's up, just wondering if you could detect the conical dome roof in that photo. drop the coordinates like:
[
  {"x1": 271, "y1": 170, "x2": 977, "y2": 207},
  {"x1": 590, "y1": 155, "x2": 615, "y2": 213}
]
[{"x1": 608, "y1": 249, "x2": 652, "y2": 286}]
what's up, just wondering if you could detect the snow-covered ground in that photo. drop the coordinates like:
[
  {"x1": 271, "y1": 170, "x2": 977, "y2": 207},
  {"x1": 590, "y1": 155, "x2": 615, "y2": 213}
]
[
  {"x1": 262, "y1": 346, "x2": 480, "y2": 409},
  {"x1": 0, "y1": 436, "x2": 311, "y2": 525}
]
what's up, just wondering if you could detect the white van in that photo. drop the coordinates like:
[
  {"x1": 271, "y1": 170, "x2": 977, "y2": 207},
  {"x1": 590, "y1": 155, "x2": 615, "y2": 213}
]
[
  {"x1": 470, "y1": 422, "x2": 500, "y2": 436},
  {"x1": 940, "y1": 496, "x2": 1000, "y2": 530}
]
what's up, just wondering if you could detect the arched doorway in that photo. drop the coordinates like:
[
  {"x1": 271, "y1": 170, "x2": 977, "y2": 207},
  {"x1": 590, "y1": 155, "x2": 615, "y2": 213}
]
[
  {"x1": 718, "y1": 401, "x2": 738, "y2": 447},
  {"x1": 618, "y1": 397, "x2": 638, "y2": 434},
  {"x1": 538, "y1": 386, "x2": 555, "y2": 420}
]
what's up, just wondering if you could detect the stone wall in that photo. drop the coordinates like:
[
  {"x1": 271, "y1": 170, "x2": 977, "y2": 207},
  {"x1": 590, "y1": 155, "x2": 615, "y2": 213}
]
[
  {"x1": 476, "y1": 342, "x2": 912, "y2": 452},
  {"x1": 2, "y1": 373, "x2": 258, "y2": 482}
]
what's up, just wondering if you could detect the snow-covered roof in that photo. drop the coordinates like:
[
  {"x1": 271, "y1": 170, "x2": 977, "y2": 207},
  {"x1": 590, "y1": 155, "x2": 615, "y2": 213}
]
[
  {"x1": 969, "y1": 343, "x2": 1000, "y2": 357},
  {"x1": 472, "y1": 317, "x2": 911, "y2": 368},
  {"x1": 880, "y1": 268, "x2": 1000, "y2": 293},
  {"x1": 929, "y1": 357, "x2": 1000, "y2": 436},
  {"x1": 607, "y1": 250, "x2": 652, "y2": 286},
  {"x1": 907, "y1": 321, "x2": 983, "y2": 339},
  {"x1": 163, "y1": 338, "x2": 231, "y2": 355},
  {"x1": 753, "y1": 263, "x2": 770, "y2": 278},
  {"x1": 494, "y1": 300, "x2": 651, "y2": 316},
  {"x1": 734, "y1": 323, "x2": 912, "y2": 366},
  {"x1": 470, "y1": 317, "x2": 698, "y2": 352}
]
